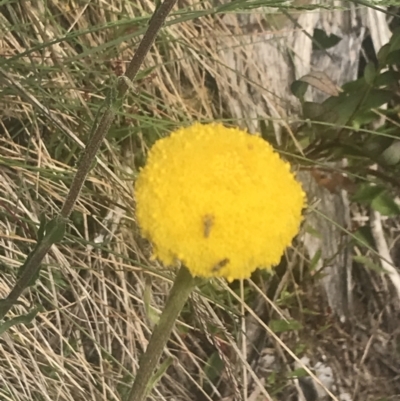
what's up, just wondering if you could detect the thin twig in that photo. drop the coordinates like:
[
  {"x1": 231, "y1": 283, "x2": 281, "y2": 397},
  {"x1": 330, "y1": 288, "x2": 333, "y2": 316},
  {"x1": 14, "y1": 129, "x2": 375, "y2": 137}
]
[{"x1": 0, "y1": 0, "x2": 178, "y2": 320}]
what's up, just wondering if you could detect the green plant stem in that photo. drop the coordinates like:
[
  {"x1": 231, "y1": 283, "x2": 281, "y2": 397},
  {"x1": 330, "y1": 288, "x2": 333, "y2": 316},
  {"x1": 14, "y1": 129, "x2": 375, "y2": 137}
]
[
  {"x1": 126, "y1": 266, "x2": 196, "y2": 401},
  {"x1": 0, "y1": 0, "x2": 179, "y2": 321}
]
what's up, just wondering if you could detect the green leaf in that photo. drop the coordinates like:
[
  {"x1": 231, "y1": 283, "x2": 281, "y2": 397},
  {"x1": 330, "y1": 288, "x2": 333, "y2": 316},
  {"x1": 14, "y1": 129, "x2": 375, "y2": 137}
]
[
  {"x1": 0, "y1": 307, "x2": 41, "y2": 335},
  {"x1": 267, "y1": 371, "x2": 277, "y2": 385},
  {"x1": 301, "y1": 308, "x2": 320, "y2": 316},
  {"x1": 353, "y1": 255, "x2": 386, "y2": 274},
  {"x1": 352, "y1": 110, "x2": 376, "y2": 130},
  {"x1": 312, "y1": 28, "x2": 342, "y2": 50},
  {"x1": 360, "y1": 89, "x2": 392, "y2": 111},
  {"x1": 143, "y1": 277, "x2": 160, "y2": 326},
  {"x1": 363, "y1": 135, "x2": 393, "y2": 157},
  {"x1": 371, "y1": 191, "x2": 400, "y2": 216},
  {"x1": 352, "y1": 226, "x2": 375, "y2": 248},
  {"x1": 389, "y1": 26, "x2": 400, "y2": 53},
  {"x1": 304, "y1": 225, "x2": 322, "y2": 239},
  {"x1": 276, "y1": 290, "x2": 296, "y2": 307},
  {"x1": 0, "y1": 299, "x2": 25, "y2": 317},
  {"x1": 320, "y1": 90, "x2": 366, "y2": 125},
  {"x1": 302, "y1": 101, "x2": 327, "y2": 120},
  {"x1": 386, "y1": 49, "x2": 400, "y2": 66},
  {"x1": 381, "y1": 141, "x2": 400, "y2": 166},
  {"x1": 45, "y1": 218, "x2": 66, "y2": 244},
  {"x1": 291, "y1": 80, "x2": 308, "y2": 99},
  {"x1": 295, "y1": 343, "x2": 307, "y2": 355},
  {"x1": 375, "y1": 70, "x2": 400, "y2": 87},
  {"x1": 270, "y1": 319, "x2": 302, "y2": 333},
  {"x1": 351, "y1": 184, "x2": 385, "y2": 204},
  {"x1": 135, "y1": 66, "x2": 157, "y2": 81},
  {"x1": 377, "y1": 44, "x2": 390, "y2": 66},
  {"x1": 146, "y1": 357, "x2": 173, "y2": 395},
  {"x1": 342, "y1": 77, "x2": 366, "y2": 92},
  {"x1": 364, "y1": 62, "x2": 376, "y2": 85},
  {"x1": 286, "y1": 368, "x2": 309, "y2": 379},
  {"x1": 316, "y1": 323, "x2": 332, "y2": 334},
  {"x1": 309, "y1": 249, "x2": 322, "y2": 271},
  {"x1": 204, "y1": 352, "x2": 224, "y2": 382}
]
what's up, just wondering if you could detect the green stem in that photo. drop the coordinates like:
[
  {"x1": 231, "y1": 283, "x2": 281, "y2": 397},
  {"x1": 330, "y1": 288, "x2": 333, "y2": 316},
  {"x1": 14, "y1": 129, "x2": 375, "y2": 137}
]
[{"x1": 126, "y1": 266, "x2": 196, "y2": 401}]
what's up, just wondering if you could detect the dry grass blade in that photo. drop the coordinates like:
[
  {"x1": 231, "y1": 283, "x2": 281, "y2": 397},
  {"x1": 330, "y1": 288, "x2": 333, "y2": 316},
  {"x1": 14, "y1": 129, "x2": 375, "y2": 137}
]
[{"x1": 0, "y1": 0, "x2": 178, "y2": 320}]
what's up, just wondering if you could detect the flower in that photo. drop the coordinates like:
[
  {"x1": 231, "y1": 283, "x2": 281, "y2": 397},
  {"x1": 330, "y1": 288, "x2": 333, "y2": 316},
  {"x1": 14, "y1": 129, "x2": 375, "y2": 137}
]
[{"x1": 135, "y1": 123, "x2": 305, "y2": 281}]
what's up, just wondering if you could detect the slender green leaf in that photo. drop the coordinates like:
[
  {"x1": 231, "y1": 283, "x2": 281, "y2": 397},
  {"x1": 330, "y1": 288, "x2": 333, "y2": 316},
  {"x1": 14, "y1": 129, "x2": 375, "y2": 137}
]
[
  {"x1": 144, "y1": 277, "x2": 160, "y2": 326},
  {"x1": 0, "y1": 307, "x2": 41, "y2": 335},
  {"x1": 145, "y1": 357, "x2": 173, "y2": 396},
  {"x1": 204, "y1": 352, "x2": 224, "y2": 382},
  {"x1": 309, "y1": 249, "x2": 322, "y2": 271},
  {"x1": 270, "y1": 319, "x2": 302, "y2": 333},
  {"x1": 304, "y1": 225, "x2": 322, "y2": 239},
  {"x1": 353, "y1": 255, "x2": 386, "y2": 273}
]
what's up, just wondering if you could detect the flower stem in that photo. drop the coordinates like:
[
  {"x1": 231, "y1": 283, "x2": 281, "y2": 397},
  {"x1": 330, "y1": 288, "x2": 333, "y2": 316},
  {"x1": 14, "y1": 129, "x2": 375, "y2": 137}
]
[{"x1": 126, "y1": 266, "x2": 196, "y2": 401}]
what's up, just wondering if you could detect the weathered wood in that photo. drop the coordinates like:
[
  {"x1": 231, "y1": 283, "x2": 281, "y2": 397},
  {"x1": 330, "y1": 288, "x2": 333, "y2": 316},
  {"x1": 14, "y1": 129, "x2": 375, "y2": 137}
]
[
  {"x1": 298, "y1": 168, "x2": 353, "y2": 321},
  {"x1": 206, "y1": 3, "x2": 389, "y2": 321}
]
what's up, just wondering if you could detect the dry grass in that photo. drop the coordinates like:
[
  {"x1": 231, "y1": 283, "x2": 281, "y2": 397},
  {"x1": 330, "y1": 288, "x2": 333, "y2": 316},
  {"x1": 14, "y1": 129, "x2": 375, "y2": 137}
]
[{"x1": 1, "y1": 0, "x2": 400, "y2": 400}]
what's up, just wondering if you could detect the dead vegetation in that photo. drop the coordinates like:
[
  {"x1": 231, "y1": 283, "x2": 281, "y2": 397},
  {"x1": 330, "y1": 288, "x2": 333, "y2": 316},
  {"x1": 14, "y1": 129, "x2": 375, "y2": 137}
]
[{"x1": 0, "y1": 0, "x2": 400, "y2": 400}]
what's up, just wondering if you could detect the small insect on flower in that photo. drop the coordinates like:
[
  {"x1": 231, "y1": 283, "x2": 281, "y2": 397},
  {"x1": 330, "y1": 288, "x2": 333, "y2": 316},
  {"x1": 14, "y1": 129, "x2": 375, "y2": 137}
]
[
  {"x1": 202, "y1": 214, "x2": 215, "y2": 238},
  {"x1": 211, "y1": 258, "x2": 230, "y2": 272}
]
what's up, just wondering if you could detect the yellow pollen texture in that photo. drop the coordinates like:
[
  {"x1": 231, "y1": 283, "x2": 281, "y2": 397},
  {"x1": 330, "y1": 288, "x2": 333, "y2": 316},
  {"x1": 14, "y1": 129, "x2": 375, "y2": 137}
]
[{"x1": 134, "y1": 123, "x2": 305, "y2": 281}]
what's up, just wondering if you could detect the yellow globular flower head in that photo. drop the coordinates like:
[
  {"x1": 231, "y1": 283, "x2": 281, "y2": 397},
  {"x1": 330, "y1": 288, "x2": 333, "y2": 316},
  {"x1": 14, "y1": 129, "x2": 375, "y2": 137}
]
[{"x1": 135, "y1": 123, "x2": 305, "y2": 281}]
